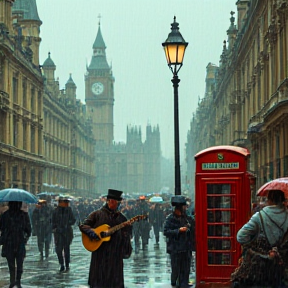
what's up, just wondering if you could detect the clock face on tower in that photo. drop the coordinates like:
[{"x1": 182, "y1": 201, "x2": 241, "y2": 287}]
[{"x1": 91, "y1": 82, "x2": 104, "y2": 95}]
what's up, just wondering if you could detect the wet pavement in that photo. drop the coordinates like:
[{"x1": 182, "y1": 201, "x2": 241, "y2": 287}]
[{"x1": 0, "y1": 229, "x2": 196, "y2": 287}]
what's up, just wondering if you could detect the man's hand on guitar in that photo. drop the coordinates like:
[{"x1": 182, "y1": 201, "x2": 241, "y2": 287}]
[{"x1": 87, "y1": 230, "x2": 100, "y2": 241}]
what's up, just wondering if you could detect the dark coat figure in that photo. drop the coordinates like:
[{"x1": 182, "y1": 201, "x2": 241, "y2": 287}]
[
  {"x1": 149, "y1": 203, "x2": 165, "y2": 244},
  {"x1": 32, "y1": 200, "x2": 53, "y2": 259},
  {"x1": 133, "y1": 197, "x2": 150, "y2": 250},
  {"x1": 79, "y1": 189, "x2": 132, "y2": 288},
  {"x1": 164, "y1": 196, "x2": 195, "y2": 288},
  {"x1": 0, "y1": 201, "x2": 31, "y2": 288},
  {"x1": 52, "y1": 197, "x2": 76, "y2": 272}
]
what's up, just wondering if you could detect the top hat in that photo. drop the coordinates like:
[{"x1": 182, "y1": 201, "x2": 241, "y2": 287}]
[
  {"x1": 106, "y1": 189, "x2": 123, "y2": 201},
  {"x1": 171, "y1": 195, "x2": 187, "y2": 206}
]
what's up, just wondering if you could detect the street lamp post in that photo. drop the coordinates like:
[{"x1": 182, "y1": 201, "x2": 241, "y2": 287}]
[{"x1": 162, "y1": 16, "x2": 188, "y2": 196}]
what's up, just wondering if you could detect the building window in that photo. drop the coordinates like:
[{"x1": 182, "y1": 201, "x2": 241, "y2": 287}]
[
  {"x1": 0, "y1": 163, "x2": 5, "y2": 189},
  {"x1": 269, "y1": 161, "x2": 273, "y2": 181},
  {"x1": 276, "y1": 134, "x2": 281, "y2": 178},
  {"x1": 22, "y1": 167, "x2": 27, "y2": 190},
  {"x1": 23, "y1": 81, "x2": 27, "y2": 108},
  {"x1": 13, "y1": 77, "x2": 18, "y2": 103},
  {"x1": 31, "y1": 88, "x2": 35, "y2": 111},
  {"x1": 13, "y1": 115, "x2": 17, "y2": 147},
  {"x1": 12, "y1": 165, "x2": 18, "y2": 184},
  {"x1": 38, "y1": 91, "x2": 41, "y2": 116},
  {"x1": 38, "y1": 130, "x2": 41, "y2": 155},
  {"x1": 0, "y1": 111, "x2": 6, "y2": 142},
  {"x1": 31, "y1": 127, "x2": 35, "y2": 153},
  {"x1": 38, "y1": 170, "x2": 42, "y2": 186},
  {"x1": 31, "y1": 168, "x2": 35, "y2": 194},
  {"x1": 23, "y1": 122, "x2": 27, "y2": 150},
  {"x1": 284, "y1": 155, "x2": 288, "y2": 176}
]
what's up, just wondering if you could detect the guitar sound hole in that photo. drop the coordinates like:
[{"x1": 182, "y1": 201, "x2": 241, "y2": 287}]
[{"x1": 100, "y1": 232, "x2": 107, "y2": 238}]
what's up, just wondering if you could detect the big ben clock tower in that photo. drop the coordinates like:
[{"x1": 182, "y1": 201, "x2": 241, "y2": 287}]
[{"x1": 85, "y1": 22, "x2": 114, "y2": 145}]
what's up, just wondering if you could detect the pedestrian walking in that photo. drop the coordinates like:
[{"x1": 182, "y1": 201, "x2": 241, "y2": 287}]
[
  {"x1": 149, "y1": 203, "x2": 165, "y2": 245},
  {"x1": 164, "y1": 195, "x2": 195, "y2": 288},
  {"x1": 133, "y1": 195, "x2": 151, "y2": 251},
  {"x1": 52, "y1": 196, "x2": 76, "y2": 272},
  {"x1": 0, "y1": 201, "x2": 31, "y2": 288},
  {"x1": 79, "y1": 189, "x2": 132, "y2": 288},
  {"x1": 32, "y1": 199, "x2": 53, "y2": 259},
  {"x1": 231, "y1": 189, "x2": 288, "y2": 287}
]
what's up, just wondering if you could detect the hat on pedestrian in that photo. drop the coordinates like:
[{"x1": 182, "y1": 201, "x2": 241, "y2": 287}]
[
  {"x1": 106, "y1": 189, "x2": 123, "y2": 201},
  {"x1": 58, "y1": 196, "x2": 71, "y2": 202},
  {"x1": 38, "y1": 199, "x2": 47, "y2": 204},
  {"x1": 171, "y1": 195, "x2": 187, "y2": 206}
]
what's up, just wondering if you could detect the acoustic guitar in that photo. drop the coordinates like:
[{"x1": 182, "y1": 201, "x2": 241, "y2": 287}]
[{"x1": 81, "y1": 214, "x2": 147, "y2": 252}]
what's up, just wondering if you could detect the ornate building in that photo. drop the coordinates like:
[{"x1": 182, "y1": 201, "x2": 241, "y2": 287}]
[
  {"x1": 0, "y1": 0, "x2": 44, "y2": 192},
  {"x1": 0, "y1": 0, "x2": 96, "y2": 196},
  {"x1": 186, "y1": 0, "x2": 288, "y2": 198},
  {"x1": 42, "y1": 54, "x2": 96, "y2": 197},
  {"x1": 86, "y1": 24, "x2": 161, "y2": 195}
]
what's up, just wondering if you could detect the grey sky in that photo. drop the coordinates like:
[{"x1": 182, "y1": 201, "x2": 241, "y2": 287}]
[{"x1": 37, "y1": 0, "x2": 236, "y2": 159}]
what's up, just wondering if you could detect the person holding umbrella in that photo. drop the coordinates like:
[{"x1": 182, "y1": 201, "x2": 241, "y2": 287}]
[
  {"x1": 0, "y1": 201, "x2": 31, "y2": 288},
  {"x1": 0, "y1": 188, "x2": 36, "y2": 288}
]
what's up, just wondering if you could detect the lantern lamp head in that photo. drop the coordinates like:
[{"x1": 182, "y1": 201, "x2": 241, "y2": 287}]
[{"x1": 162, "y1": 16, "x2": 188, "y2": 75}]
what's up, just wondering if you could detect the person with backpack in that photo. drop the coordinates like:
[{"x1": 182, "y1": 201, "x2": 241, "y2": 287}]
[
  {"x1": 231, "y1": 189, "x2": 288, "y2": 287},
  {"x1": 0, "y1": 201, "x2": 31, "y2": 288}
]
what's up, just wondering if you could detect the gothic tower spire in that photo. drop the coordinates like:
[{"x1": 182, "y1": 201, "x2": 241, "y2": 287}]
[{"x1": 85, "y1": 21, "x2": 115, "y2": 145}]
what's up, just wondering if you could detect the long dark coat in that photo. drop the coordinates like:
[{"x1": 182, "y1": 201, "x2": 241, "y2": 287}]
[
  {"x1": 80, "y1": 204, "x2": 132, "y2": 288},
  {"x1": 32, "y1": 205, "x2": 53, "y2": 239},
  {"x1": 149, "y1": 204, "x2": 165, "y2": 229},
  {"x1": 52, "y1": 206, "x2": 76, "y2": 245},
  {"x1": 0, "y1": 207, "x2": 31, "y2": 256},
  {"x1": 164, "y1": 211, "x2": 195, "y2": 254},
  {"x1": 132, "y1": 201, "x2": 150, "y2": 242}
]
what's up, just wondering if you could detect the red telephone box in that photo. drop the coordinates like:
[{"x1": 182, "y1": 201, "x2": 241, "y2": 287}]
[{"x1": 194, "y1": 145, "x2": 252, "y2": 285}]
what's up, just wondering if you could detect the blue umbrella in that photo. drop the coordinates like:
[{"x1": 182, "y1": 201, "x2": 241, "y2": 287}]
[{"x1": 0, "y1": 188, "x2": 38, "y2": 203}]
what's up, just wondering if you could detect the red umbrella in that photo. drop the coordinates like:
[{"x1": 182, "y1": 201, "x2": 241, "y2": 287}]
[{"x1": 256, "y1": 177, "x2": 288, "y2": 198}]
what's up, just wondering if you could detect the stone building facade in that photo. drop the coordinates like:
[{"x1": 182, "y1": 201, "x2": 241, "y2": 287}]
[
  {"x1": 94, "y1": 125, "x2": 161, "y2": 195},
  {"x1": 42, "y1": 55, "x2": 95, "y2": 197},
  {"x1": 186, "y1": 0, "x2": 288, "y2": 198},
  {"x1": 0, "y1": 0, "x2": 44, "y2": 193},
  {"x1": 0, "y1": 0, "x2": 96, "y2": 196}
]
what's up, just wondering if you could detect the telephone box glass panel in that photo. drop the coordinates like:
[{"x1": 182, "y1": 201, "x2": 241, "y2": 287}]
[{"x1": 207, "y1": 183, "x2": 235, "y2": 265}]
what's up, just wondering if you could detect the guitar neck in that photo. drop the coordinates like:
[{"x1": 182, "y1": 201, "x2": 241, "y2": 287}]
[
  {"x1": 107, "y1": 222, "x2": 126, "y2": 236},
  {"x1": 106, "y1": 215, "x2": 145, "y2": 236}
]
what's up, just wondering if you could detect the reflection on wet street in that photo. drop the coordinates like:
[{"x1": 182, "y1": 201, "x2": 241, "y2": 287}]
[{"x1": 0, "y1": 229, "x2": 195, "y2": 287}]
